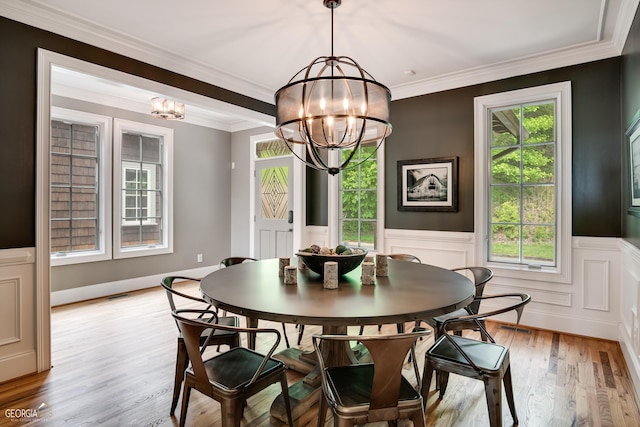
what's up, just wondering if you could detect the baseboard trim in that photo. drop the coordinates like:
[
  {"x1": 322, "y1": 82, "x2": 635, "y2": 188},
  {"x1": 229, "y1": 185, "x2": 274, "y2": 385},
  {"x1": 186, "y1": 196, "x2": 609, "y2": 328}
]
[{"x1": 50, "y1": 265, "x2": 217, "y2": 306}]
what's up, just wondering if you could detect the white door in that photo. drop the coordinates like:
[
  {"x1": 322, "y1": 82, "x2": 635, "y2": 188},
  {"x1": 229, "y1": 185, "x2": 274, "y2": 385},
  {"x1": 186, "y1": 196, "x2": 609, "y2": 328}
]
[{"x1": 254, "y1": 156, "x2": 294, "y2": 259}]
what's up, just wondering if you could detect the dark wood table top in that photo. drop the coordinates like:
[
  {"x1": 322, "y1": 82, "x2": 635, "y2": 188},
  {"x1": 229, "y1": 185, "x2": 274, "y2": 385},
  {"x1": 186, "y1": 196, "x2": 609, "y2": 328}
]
[{"x1": 200, "y1": 258, "x2": 475, "y2": 327}]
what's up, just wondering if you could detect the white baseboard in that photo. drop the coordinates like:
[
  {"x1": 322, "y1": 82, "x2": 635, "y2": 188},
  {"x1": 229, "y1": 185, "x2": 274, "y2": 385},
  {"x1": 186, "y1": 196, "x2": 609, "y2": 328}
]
[{"x1": 50, "y1": 265, "x2": 218, "y2": 306}]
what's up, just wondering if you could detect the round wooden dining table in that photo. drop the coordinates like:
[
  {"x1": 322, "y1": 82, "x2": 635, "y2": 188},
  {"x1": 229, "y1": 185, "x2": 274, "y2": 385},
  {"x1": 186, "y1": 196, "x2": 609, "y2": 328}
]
[{"x1": 200, "y1": 257, "x2": 475, "y2": 422}]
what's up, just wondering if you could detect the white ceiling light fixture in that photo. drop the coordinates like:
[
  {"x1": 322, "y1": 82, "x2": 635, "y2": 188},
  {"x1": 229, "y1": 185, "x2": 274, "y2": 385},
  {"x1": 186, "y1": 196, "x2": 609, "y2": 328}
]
[
  {"x1": 151, "y1": 97, "x2": 185, "y2": 120},
  {"x1": 274, "y1": 0, "x2": 392, "y2": 175}
]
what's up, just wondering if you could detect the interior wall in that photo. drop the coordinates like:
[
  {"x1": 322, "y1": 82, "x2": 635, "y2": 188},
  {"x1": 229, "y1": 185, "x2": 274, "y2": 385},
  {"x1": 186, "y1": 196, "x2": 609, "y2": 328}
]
[
  {"x1": 0, "y1": 15, "x2": 274, "y2": 251},
  {"x1": 50, "y1": 96, "x2": 232, "y2": 291},
  {"x1": 230, "y1": 126, "x2": 274, "y2": 258},
  {"x1": 386, "y1": 58, "x2": 622, "y2": 237}
]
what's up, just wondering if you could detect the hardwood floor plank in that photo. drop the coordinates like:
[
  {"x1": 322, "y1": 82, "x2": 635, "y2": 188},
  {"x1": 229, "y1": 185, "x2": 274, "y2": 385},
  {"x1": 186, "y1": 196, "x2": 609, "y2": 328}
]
[{"x1": 0, "y1": 283, "x2": 639, "y2": 426}]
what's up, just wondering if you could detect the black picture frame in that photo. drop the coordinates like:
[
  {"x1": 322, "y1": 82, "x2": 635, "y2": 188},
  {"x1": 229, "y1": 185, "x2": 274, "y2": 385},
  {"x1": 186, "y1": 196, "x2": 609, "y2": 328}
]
[
  {"x1": 628, "y1": 111, "x2": 640, "y2": 217},
  {"x1": 397, "y1": 157, "x2": 458, "y2": 211}
]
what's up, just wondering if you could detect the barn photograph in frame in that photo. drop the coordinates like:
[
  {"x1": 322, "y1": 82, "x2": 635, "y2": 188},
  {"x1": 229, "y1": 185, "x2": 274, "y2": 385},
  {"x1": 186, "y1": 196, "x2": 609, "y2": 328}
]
[{"x1": 397, "y1": 157, "x2": 458, "y2": 211}]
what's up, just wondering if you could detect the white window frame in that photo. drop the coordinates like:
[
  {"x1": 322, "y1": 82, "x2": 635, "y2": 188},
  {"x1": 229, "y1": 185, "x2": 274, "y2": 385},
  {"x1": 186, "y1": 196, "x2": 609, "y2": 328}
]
[
  {"x1": 50, "y1": 107, "x2": 112, "y2": 266},
  {"x1": 474, "y1": 82, "x2": 572, "y2": 283},
  {"x1": 113, "y1": 119, "x2": 173, "y2": 259}
]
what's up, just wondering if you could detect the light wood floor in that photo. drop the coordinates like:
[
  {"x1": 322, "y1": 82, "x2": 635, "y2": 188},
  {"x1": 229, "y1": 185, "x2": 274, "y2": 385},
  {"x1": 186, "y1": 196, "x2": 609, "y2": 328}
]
[{"x1": 1, "y1": 282, "x2": 639, "y2": 427}]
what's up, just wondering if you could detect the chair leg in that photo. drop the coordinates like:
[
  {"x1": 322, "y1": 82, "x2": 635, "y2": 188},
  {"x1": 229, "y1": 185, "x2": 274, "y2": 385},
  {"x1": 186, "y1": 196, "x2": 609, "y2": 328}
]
[
  {"x1": 281, "y1": 323, "x2": 291, "y2": 348},
  {"x1": 396, "y1": 322, "x2": 405, "y2": 333},
  {"x1": 179, "y1": 384, "x2": 191, "y2": 427},
  {"x1": 438, "y1": 371, "x2": 450, "y2": 399},
  {"x1": 220, "y1": 398, "x2": 244, "y2": 427},
  {"x1": 410, "y1": 344, "x2": 421, "y2": 388},
  {"x1": 359, "y1": 325, "x2": 365, "y2": 335},
  {"x1": 503, "y1": 365, "x2": 518, "y2": 424},
  {"x1": 317, "y1": 390, "x2": 329, "y2": 426},
  {"x1": 171, "y1": 339, "x2": 188, "y2": 415},
  {"x1": 297, "y1": 324, "x2": 304, "y2": 345},
  {"x1": 420, "y1": 358, "x2": 435, "y2": 409},
  {"x1": 484, "y1": 376, "x2": 503, "y2": 427},
  {"x1": 279, "y1": 372, "x2": 294, "y2": 427}
]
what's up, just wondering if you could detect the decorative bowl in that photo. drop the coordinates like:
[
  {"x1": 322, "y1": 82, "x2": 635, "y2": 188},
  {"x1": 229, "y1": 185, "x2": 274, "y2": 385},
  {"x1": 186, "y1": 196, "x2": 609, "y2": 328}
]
[{"x1": 296, "y1": 249, "x2": 368, "y2": 276}]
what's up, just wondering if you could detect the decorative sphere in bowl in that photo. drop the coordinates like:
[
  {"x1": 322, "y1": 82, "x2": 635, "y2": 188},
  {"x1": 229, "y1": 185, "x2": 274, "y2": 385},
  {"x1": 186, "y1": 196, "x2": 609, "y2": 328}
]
[{"x1": 296, "y1": 248, "x2": 368, "y2": 276}]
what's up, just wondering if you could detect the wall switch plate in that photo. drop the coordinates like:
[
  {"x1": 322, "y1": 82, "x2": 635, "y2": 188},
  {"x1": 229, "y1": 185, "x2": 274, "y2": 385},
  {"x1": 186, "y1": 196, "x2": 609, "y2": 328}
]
[{"x1": 197, "y1": 253, "x2": 203, "y2": 263}]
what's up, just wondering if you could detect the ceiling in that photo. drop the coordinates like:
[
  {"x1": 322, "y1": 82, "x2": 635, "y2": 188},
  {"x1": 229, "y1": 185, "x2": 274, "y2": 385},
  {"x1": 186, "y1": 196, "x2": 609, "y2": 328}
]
[{"x1": 1, "y1": 0, "x2": 638, "y2": 130}]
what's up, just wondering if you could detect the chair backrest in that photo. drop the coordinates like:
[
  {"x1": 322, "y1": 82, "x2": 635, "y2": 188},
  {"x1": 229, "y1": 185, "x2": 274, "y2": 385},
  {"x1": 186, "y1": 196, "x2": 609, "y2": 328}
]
[
  {"x1": 388, "y1": 253, "x2": 421, "y2": 263},
  {"x1": 172, "y1": 309, "x2": 281, "y2": 387},
  {"x1": 440, "y1": 293, "x2": 531, "y2": 369},
  {"x1": 219, "y1": 257, "x2": 257, "y2": 268},
  {"x1": 312, "y1": 330, "x2": 429, "y2": 421},
  {"x1": 160, "y1": 276, "x2": 211, "y2": 320},
  {"x1": 451, "y1": 266, "x2": 493, "y2": 314}
]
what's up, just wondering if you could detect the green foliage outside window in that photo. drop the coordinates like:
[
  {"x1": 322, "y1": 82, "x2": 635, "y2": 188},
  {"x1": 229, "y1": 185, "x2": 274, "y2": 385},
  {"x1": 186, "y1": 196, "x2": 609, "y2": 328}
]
[{"x1": 490, "y1": 102, "x2": 556, "y2": 264}]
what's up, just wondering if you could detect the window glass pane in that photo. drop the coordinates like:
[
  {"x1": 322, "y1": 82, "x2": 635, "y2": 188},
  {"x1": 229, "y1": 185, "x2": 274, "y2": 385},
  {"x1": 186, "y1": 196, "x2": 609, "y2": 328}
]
[
  {"x1": 51, "y1": 121, "x2": 71, "y2": 154},
  {"x1": 122, "y1": 133, "x2": 140, "y2": 161},
  {"x1": 523, "y1": 186, "x2": 554, "y2": 224},
  {"x1": 142, "y1": 135, "x2": 161, "y2": 163},
  {"x1": 490, "y1": 224, "x2": 520, "y2": 261},
  {"x1": 360, "y1": 189, "x2": 377, "y2": 219},
  {"x1": 51, "y1": 187, "x2": 70, "y2": 219},
  {"x1": 51, "y1": 154, "x2": 70, "y2": 185},
  {"x1": 523, "y1": 103, "x2": 555, "y2": 144},
  {"x1": 491, "y1": 147, "x2": 521, "y2": 184},
  {"x1": 71, "y1": 188, "x2": 96, "y2": 219},
  {"x1": 256, "y1": 138, "x2": 290, "y2": 158},
  {"x1": 522, "y1": 225, "x2": 555, "y2": 264},
  {"x1": 71, "y1": 123, "x2": 98, "y2": 156},
  {"x1": 71, "y1": 219, "x2": 98, "y2": 251},
  {"x1": 71, "y1": 157, "x2": 97, "y2": 186},
  {"x1": 360, "y1": 220, "x2": 376, "y2": 247},
  {"x1": 491, "y1": 107, "x2": 520, "y2": 147},
  {"x1": 491, "y1": 186, "x2": 521, "y2": 223},
  {"x1": 260, "y1": 166, "x2": 288, "y2": 220},
  {"x1": 522, "y1": 145, "x2": 554, "y2": 184},
  {"x1": 50, "y1": 219, "x2": 71, "y2": 252}
]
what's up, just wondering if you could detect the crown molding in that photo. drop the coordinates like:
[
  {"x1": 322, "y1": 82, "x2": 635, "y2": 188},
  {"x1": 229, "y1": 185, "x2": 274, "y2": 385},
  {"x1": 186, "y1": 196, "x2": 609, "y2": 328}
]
[{"x1": 2, "y1": 0, "x2": 638, "y2": 104}]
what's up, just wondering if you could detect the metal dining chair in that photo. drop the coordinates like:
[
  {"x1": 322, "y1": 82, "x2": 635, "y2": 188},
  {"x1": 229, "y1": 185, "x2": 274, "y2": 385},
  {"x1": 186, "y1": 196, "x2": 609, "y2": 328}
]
[
  {"x1": 160, "y1": 276, "x2": 240, "y2": 416},
  {"x1": 422, "y1": 293, "x2": 531, "y2": 427},
  {"x1": 313, "y1": 330, "x2": 430, "y2": 427},
  {"x1": 172, "y1": 309, "x2": 294, "y2": 427}
]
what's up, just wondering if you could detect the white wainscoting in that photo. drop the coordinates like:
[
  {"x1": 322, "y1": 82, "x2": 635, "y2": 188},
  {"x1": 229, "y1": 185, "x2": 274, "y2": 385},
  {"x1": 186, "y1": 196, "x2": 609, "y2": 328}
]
[
  {"x1": 0, "y1": 248, "x2": 36, "y2": 383},
  {"x1": 619, "y1": 239, "x2": 640, "y2": 401}
]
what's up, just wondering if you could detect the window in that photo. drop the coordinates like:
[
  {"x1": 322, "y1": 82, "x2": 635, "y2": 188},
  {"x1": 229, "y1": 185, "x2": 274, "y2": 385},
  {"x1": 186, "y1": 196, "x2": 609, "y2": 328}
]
[
  {"x1": 49, "y1": 113, "x2": 173, "y2": 264},
  {"x1": 50, "y1": 108, "x2": 112, "y2": 265},
  {"x1": 114, "y1": 119, "x2": 173, "y2": 258},
  {"x1": 474, "y1": 82, "x2": 571, "y2": 282},
  {"x1": 339, "y1": 145, "x2": 379, "y2": 250}
]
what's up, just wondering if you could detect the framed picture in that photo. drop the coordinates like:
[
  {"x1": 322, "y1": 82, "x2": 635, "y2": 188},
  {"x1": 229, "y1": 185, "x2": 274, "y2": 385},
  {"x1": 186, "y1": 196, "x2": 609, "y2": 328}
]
[
  {"x1": 397, "y1": 157, "x2": 458, "y2": 211},
  {"x1": 628, "y1": 112, "x2": 640, "y2": 217}
]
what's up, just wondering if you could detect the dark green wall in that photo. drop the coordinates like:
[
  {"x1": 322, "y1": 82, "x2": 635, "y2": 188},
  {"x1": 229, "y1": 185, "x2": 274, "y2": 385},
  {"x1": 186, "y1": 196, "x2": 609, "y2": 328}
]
[
  {"x1": 622, "y1": 6, "x2": 640, "y2": 248},
  {"x1": 0, "y1": 16, "x2": 274, "y2": 250},
  {"x1": 386, "y1": 58, "x2": 622, "y2": 237}
]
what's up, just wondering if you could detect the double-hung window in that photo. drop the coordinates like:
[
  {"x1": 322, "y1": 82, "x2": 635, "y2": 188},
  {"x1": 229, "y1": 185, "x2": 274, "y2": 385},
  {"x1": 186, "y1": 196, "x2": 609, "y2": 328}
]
[
  {"x1": 50, "y1": 113, "x2": 173, "y2": 264},
  {"x1": 113, "y1": 119, "x2": 173, "y2": 258},
  {"x1": 339, "y1": 145, "x2": 379, "y2": 251},
  {"x1": 50, "y1": 108, "x2": 112, "y2": 265},
  {"x1": 474, "y1": 82, "x2": 571, "y2": 282}
]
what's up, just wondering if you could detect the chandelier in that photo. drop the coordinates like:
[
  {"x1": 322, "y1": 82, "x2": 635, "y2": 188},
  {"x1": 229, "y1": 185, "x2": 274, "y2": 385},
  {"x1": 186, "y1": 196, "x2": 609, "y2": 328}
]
[
  {"x1": 274, "y1": 0, "x2": 392, "y2": 175},
  {"x1": 151, "y1": 97, "x2": 185, "y2": 120}
]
